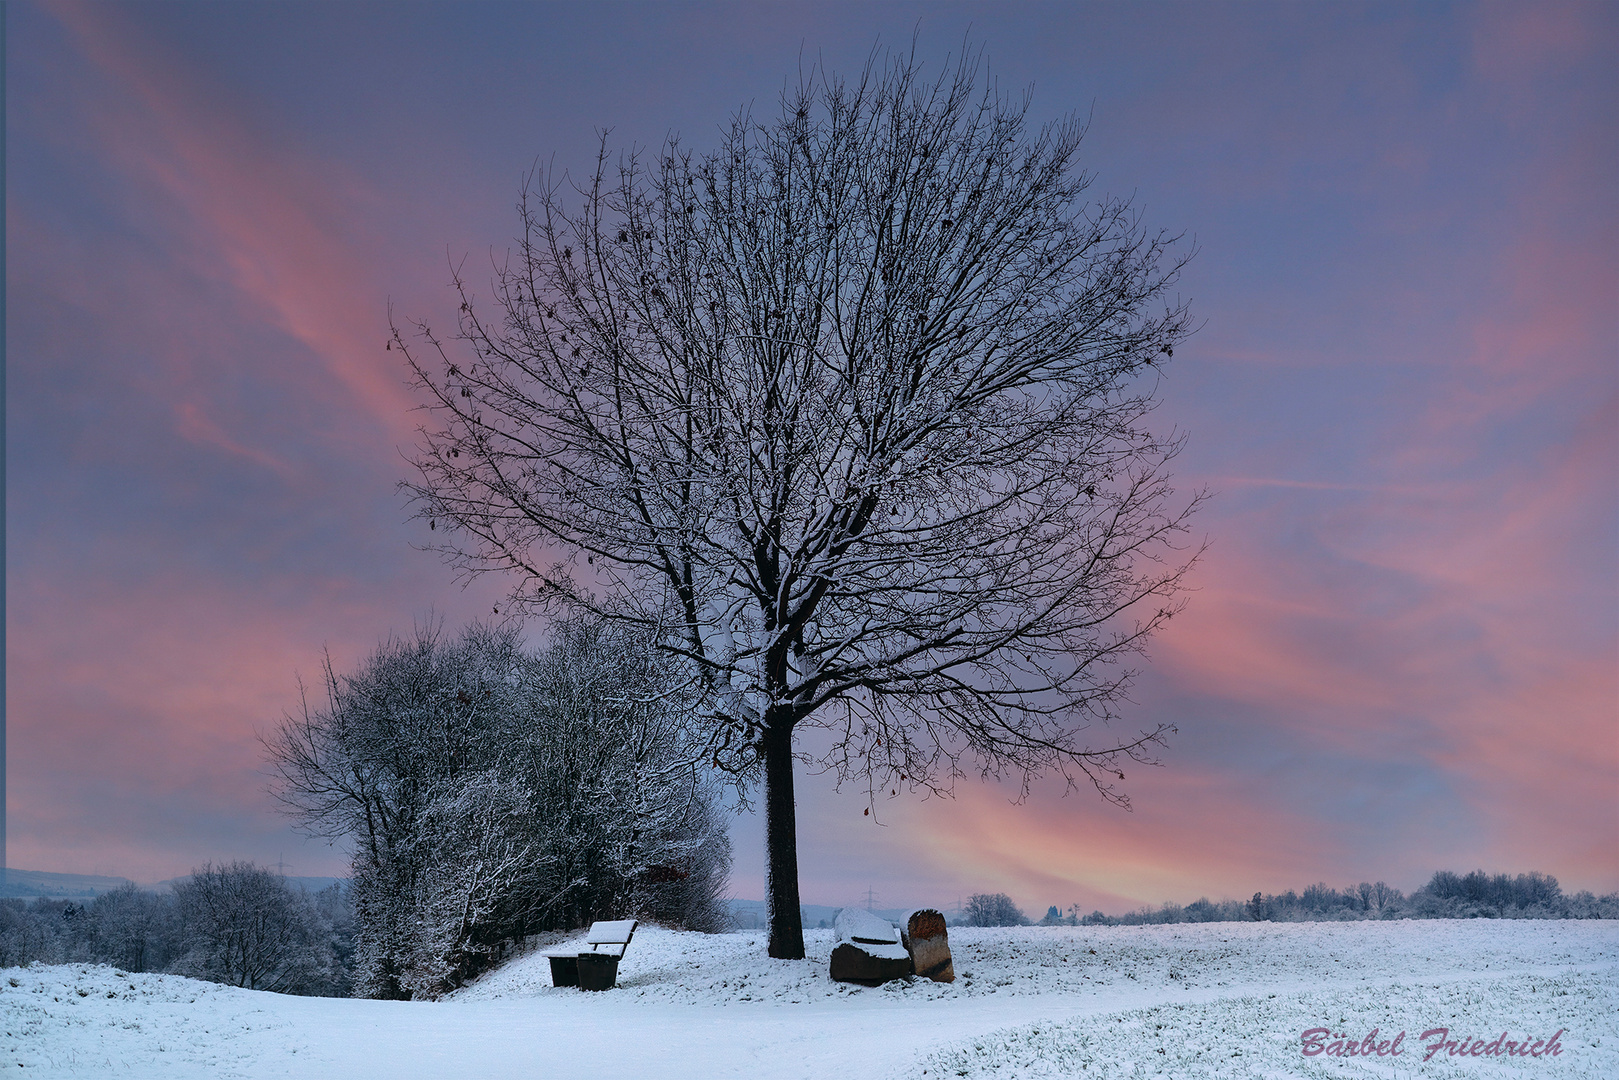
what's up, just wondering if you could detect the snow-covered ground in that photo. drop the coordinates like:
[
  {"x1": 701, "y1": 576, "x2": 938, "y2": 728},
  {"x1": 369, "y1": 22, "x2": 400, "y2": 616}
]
[{"x1": 5, "y1": 920, "x2": 1615, "y2": 1078}]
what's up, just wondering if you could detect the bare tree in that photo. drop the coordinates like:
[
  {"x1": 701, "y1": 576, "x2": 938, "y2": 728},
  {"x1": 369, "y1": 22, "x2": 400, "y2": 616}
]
[
  {"x1": 171, "y1": 862, "x2": 333, "y2": 994},
  {"x1": 398, "y1": 46, "x2": 1201, "y2": 959},
  {"x1": 86, "y1": 883, "x2": 176, "y2": 973},
  {"x1": 965, "y1": 892, "x2": 1029, "y2": 927}
]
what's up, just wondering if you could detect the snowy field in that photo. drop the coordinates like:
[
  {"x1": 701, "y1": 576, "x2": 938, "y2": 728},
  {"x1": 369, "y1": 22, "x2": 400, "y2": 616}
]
[{"x1": 4, "y1": 920, "x2": 1615, "y2": 1079}]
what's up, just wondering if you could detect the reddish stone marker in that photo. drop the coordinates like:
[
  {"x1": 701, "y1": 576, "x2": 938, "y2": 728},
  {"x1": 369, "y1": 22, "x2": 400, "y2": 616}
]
[{"x1": 901, "y1": 909, "x2": 955, "y2": 983}]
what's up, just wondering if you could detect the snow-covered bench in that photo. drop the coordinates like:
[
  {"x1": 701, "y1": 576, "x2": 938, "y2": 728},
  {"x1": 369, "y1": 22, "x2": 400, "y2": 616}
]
[{"x1": 543, "y1": 919, "x2": 638, "y2": 990}]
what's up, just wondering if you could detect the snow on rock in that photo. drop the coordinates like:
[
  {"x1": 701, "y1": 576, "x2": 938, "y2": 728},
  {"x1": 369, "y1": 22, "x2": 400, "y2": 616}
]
[{"x1": 836, "y1": 907, "x2": 900, "y2": 945}]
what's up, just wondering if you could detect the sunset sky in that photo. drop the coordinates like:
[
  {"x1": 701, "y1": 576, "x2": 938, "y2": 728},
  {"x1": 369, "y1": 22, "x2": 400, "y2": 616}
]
[{"x1": 7, "y1": 1, "x2": 1616, "y2": 915}]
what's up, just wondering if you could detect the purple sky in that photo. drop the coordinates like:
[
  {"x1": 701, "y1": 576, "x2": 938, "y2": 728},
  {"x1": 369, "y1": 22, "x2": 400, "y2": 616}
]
[{"x1": 7, "y1": 1, "x2": 1616, "y2": 915}]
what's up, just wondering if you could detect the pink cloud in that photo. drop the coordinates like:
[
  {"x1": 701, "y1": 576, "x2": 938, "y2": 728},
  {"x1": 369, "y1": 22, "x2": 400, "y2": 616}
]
[
  {"x1": 900, "y1": 774, "x2": 1339, "y2": 908},
  {"x1": 173, "y1": 401, "x2": 296, "y2": 478},
  {"x1": 1470, "y1": 2, "x2": 1609, "y2": 93},
  {"x1": 6, "y1": 553, "x2": 512, "y2": 883},
  {"x1": 48, "y1": 2, "x2": 421, "y2": 450}
]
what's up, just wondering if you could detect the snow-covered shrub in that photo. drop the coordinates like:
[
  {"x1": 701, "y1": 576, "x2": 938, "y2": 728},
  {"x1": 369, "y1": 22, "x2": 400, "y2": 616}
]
[
  {"x1": 268, "y1": 616, "x2": 731, "y2": 999},
  {"x1": 1071, "y1": 872, "x2": 1618, "y2": 926},
  {"x1": 1408, "y1": 869, "x2": 1569, "y2": 917},
  {"x1": 965, "y1": 893, "x2": 1030, "y2": 926},
  {"x1": 0, "y1": 898, "x2": 77, "y2": 965},
  {"x1": 1566, "y1": 889, "x2": 1619, "y2": 919},
  {"x1": 170, "y1": 862, "x2": 335, "y2": 994},
  {"x1": 82, "y1": 884, "x2": 178, "y2": 973}
]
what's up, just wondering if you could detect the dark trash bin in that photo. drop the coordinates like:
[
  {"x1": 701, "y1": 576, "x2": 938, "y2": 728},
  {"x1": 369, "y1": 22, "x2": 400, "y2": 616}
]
[
  {"x1": 547, "y1": 954, "x2": 580, "y2": 987},
  {"x1": 576, "y1": 952, "x2": 620, "y2": 991}
]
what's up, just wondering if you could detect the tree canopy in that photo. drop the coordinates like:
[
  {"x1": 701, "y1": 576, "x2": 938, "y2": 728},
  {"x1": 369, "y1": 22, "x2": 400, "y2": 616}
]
[{"x1": 398, "y1": 47, "x2": 1201, "y2": 958}]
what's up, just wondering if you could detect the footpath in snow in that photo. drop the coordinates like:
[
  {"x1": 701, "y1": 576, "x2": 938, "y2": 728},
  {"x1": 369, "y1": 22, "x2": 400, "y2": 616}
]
[{"x1": 4, "y1": 919, "x2": 1616, "y2": 1078}]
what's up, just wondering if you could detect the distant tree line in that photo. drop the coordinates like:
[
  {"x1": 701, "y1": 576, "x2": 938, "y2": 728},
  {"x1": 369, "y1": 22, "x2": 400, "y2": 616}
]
[
  {"x1": 264, "y1": 617, "x2": 732, "y2": 1000},
  {"x1": 0, "y1": 862, "x2": 352, "y2": 996},
  {"x1": 1061, "y1": 870, "x2": 1619, "y2": 926}
]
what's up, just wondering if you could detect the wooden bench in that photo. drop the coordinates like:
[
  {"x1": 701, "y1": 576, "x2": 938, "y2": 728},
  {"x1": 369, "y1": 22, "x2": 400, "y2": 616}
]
[{"x1": 543, "y1": 920, "x2": 638, "y2": 989}]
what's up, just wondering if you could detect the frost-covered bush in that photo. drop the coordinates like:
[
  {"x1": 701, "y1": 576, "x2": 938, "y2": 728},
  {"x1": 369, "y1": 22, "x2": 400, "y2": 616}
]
[
  {"x1": 1569, "y1": 890, "x2": 1619, "y2": 918},
  {"x1": 81, "y1": 884, "x2": 178, "y2": 973},
  {"x1": 1407, "y1": 870, "x2": 1571, "y2": 917},
  {"x1": 0, "y1": 898, "x2": 77, "y2": 966},
  {"x1": 268, "y1": 616, "x2": 732, "y2": 999},
  {"x1": 965, "y1": 893, "x2": 1030, "y2": 926},
  {"x1": 170, "y1": 862, "x2": 335, "y2": 994}
]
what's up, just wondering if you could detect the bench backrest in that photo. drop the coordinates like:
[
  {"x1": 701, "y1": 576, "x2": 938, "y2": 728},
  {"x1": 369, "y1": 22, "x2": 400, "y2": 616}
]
[{"x1": 584, "y1": 919, "x2": 638, "y2": 958}]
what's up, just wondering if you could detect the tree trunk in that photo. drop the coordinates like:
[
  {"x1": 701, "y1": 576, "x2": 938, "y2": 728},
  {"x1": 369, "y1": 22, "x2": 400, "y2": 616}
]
[{"x1": 761, "y1": 719, "x2": 805, "y2": 959}]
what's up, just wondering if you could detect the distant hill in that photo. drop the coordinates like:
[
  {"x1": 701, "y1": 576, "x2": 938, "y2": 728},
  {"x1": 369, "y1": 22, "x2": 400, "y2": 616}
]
[
  {"x1": 2, "y1": 869, "x2": 134, "y2": 899},
  {"x1": 3, "y1": 868, "x2": 348, "y2": 900}
]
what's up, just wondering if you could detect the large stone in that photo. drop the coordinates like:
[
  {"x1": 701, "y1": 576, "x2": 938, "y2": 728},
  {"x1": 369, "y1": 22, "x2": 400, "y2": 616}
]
[
  {"x1": 828, "y1": 941, "x2": 913, "y2": 985},
  {"x1": 900, "y1": 908, "x2": 955, "y2": 982},
  {"x1": 829, "y1": 907, "x2": 913, "y2": 985}
]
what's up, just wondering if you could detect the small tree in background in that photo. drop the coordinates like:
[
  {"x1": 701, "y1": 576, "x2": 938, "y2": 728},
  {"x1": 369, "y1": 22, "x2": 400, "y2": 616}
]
[
  {"x1": 171, "y1": 862, "x2": 333, "y2": 994},
  {"x1": 399, "y1": 43, "x2": 1200, "y2": 961},
  {"x1": 965, "y1": 892, "x2": 1030, "y2": 926},
  {"x1": 312, "y1": 883, "x2": 356, "y2": 997},
  {"x1": 84, "y1": 884, "x2": 177, "y2": 973}
]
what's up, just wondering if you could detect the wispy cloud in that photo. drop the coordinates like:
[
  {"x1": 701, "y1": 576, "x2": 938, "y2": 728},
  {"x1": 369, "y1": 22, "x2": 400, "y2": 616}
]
[
  {"x1": 49, "y1": 2, "x2": 418, "y2": 448},
  {"x1": 1208, "y1": 476, "x2": 1438, "y2": 495}
]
